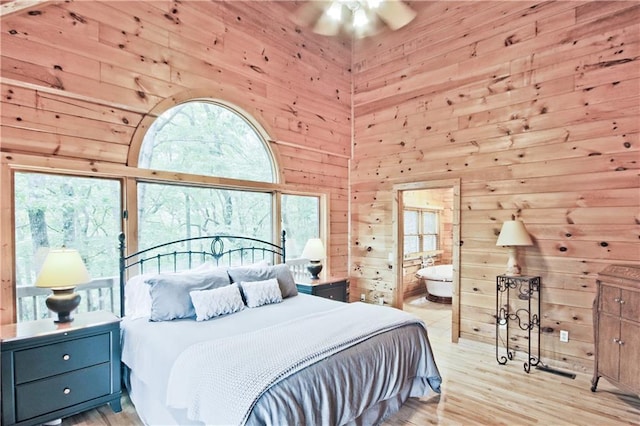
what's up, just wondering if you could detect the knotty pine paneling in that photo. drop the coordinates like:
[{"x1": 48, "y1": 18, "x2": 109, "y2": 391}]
[
  {"x1": 0, "y1": 1, "x2": 351, "y2": 323},
  {"x1": 352, "y1": 1, "x2": 639, "y2": 370}
]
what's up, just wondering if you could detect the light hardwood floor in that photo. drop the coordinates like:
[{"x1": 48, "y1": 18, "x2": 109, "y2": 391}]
[{"x1": 65, "y1": 296, "x2": 639, "y2": 425}]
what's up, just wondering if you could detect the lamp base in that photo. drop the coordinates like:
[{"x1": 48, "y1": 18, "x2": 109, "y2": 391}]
[
  {"x1": 504, "y1": 247, "x2": 522, "y2": 276},
  {"x1": 307, "y1": 261, "x2": 323, "y2": 280},
  {"x1": 45, "y1": 288, "x2": 81, "y2": 323}
]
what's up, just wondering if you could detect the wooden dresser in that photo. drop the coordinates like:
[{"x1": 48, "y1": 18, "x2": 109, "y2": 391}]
[{"x1": 591, "y1": 264, "x2": 640, "y2": 395}]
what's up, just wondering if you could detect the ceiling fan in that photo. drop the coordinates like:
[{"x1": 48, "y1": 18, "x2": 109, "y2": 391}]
[{"x1": 294, "y1": 0, "x2": 417, "y2": 38}]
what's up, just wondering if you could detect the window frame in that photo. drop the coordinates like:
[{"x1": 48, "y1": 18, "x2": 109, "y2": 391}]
[
  {"x1": 403, "y1": 207, "x2": 441, "y2": 259},
  {"x1": 1, "y1": 97, "x2": 329, "y2": 323},
  {"x1": 138, "y1": 100, "x2": 278, "y2": 184},
  {"x1": 10, "y1": 169, "x2": 125, "y2": 322}
]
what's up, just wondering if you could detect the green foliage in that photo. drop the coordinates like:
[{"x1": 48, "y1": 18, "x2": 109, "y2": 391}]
[
  {"x1": 14, "y1": 173, "x2": 121, "y2": 287},
  {"x1": 13, "y1": 101, "x2": 321, "y2": 322},
  {"x1": 140, "y1": 102, "x2": 274, "y2": 183}
]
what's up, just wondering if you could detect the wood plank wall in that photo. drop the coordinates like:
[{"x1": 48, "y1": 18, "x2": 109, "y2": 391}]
[
  {"x1": 351, "y1": 1, "x2": 639, "y2": 370},
  {"x1": 0, "y1": 0, "x2": 352, "y2": 323}
]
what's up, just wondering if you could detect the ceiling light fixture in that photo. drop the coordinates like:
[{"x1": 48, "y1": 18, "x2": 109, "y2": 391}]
[
  {"x1": 327, "y1": 1, "x2": 343, "y2": 20},
  {"x1": 353, "y1": 7, "x2": 369, "y2": 28},
  {"x1": 299, "y1": 0, "x2": 416, "y2": 38}
]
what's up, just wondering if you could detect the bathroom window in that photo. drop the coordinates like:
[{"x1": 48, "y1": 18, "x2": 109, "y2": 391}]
[{"x1": 404, "y1": 209, "x2": 439, "y2": 257}]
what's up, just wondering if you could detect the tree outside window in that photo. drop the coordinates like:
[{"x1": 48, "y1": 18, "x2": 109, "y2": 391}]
[
  {"x1": 14, "y1": 172, "x2": 121, "y2": 321},
  {"x1": 12, "y1": 100, "x2": 322, "y2": 322},
  {"x1": 137, "y1": 100, "x2": 320, "y2": 258},
  {"x1": 281, "y1": 194, "x2": 320, "y2": 258}
]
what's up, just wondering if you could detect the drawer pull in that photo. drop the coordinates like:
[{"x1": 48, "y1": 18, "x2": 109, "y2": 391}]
[
  {"x1": 614, "y1": 297, "x2": 621, "y2": 303},
  {"x1": 63, "y1": 388, "x2": 71, "y2": 395},
  {"x1": 63, "y1": 354, "x2": 70, "y2": 361}
]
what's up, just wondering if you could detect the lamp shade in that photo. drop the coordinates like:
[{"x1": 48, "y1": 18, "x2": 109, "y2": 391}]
[
  {"x1": 35, "y1": 248, "x2": 90, "y2": 289},
  {"x1": 496, "y1": 220, "x2": 533, "y2": 247},
  {"x1": 301, "y1": 238, "x2": 326, "y2": 261}
]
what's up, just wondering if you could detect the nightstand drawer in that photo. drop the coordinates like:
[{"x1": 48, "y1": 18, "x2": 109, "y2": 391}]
[
  {"x1": 296, "y1": 277, "x2": 348, "y2": 302},
  {"x1": 315, "y1": 286, "x2": 345, "y2": 301},
  {"x1": 14, "y1": 333, "x2": 110, "y2": 384},
  {"x1": 15, "y1": 363, "x2": 111, "y2": 422}
]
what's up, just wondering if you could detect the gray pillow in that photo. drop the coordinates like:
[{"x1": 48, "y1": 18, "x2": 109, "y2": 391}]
[
  {"x1": 228, "y1": 263, "x2": 298, "y2": 298},
  {"x1": 146, "y1": 267, "x2": 231, "y2": 321}
]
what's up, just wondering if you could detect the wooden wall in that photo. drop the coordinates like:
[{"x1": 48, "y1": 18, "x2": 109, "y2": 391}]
[
  {"x1": 1, "y1": 0, "x2": 639, "y2": 372},
  {"x1": 351, "y1": 1, "x2": 639, "y2": 370},
  {"x1": 0, "y1": 0, "x2": 352, "y2": 323}
]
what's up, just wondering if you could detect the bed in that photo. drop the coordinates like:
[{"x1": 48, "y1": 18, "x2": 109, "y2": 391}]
[{"x1": 118, "y1": 232, "x2": 442, "y2": 425}]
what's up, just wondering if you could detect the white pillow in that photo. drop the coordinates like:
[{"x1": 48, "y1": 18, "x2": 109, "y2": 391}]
[
  {"x1": 124, "y1": 273, "x2": 155, "y2": 319},
  {"x1": 124, "y1": 262, "x2": 214, "y2": 319},
  {"x1": 240, "y1": 278, "x2": 283, "y2": 308},
  {"x1": 190, "y1": 283, "x2": 245, "y2": 321}
]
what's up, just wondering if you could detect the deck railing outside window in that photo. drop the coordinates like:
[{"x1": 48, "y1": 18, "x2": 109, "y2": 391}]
[
  {"x1": 17, "y1": 277, "x2": 118, "y2": 323},
  {"x1": 17, "y1": 260, "x2": 310, "y2": 322}
]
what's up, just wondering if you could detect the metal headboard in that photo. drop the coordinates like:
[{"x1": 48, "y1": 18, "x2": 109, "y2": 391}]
[{"x1": 118, "y1": 230, "x2": 286, "y2": 317}]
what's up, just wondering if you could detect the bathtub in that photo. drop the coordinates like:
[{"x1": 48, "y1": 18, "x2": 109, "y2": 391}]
[{"x1": 416, "y1": 264, "x2": 453, "y2": 304}]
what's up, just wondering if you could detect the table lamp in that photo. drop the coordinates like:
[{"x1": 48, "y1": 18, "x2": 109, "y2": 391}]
[
  {"x1": 301, "y1": 238, "x2": 326, "y2": 279},
  {"x1": 496, "y1": 220, "x2": 533, "y2": 276},
  {"x1": 35, "y1": 248, "x2": 90, "y2": 323}
]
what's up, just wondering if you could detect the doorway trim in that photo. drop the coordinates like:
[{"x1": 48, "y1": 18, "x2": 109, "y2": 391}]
[{"x1": 392, "y1": 178, "x2": 461, "y2": 343}]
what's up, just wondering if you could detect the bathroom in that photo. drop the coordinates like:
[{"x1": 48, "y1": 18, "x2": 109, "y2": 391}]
[{"x1": 401, "y1": 187, "x2": 454, "y2": 305}]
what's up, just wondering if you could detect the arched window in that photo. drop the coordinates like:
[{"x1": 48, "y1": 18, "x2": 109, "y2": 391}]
[
  {"x1": 10, "y1": 100, "x2": 322, "y2": 323},
  {"x1": 139, "y1": 101, "x2": 275, "y2": 183},
  {"x1": 136, "y1": 100, "x2": 278, "y2": 248}
]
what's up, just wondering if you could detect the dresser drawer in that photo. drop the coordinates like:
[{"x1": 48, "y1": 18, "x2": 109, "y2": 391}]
[
  {"x1": 14, "y1": 333, "x2": 110, "y2": 384},
  {"x1": 15, "y1": 363, "x2": 111, "y2": 422}
]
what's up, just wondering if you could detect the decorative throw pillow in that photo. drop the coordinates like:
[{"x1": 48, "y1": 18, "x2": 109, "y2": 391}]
[
  {"x1": 190, "y1": 283, "x2": 245, "y2": 321},
  {"x1": 145, "y1": 267, "x2": 231, "y2": 321},
  {"x1": 240, "y1": 278, "x2": 283, "y2": 308},
  {"x1": 228, "y1": 264, "x2": 298, "y2": 298}
]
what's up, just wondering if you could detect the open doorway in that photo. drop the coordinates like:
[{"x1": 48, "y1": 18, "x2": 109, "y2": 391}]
[{"x1": 393, "y1": 179, "x2": 460, "y2": 342}]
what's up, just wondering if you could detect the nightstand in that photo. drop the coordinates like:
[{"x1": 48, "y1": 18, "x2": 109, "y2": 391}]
[
  {"x1": 296, "y1": 276, "x2": 349, "y2": 302},
  {"x1": 1, "y1": 311, "x2": 122, "y2": 426}
]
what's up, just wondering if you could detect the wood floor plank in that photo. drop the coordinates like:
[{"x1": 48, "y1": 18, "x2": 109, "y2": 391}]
[{"x1": 63, "y1": 298, "x2": 640, "y2": 425}]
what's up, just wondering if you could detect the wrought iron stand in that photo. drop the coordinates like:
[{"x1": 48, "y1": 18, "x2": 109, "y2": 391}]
[{"x1": 496, "y1": 275, "x2": 541, "y2": 373}]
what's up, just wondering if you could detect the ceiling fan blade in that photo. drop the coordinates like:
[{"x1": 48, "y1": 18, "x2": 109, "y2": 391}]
[
  {"x1": 376, "y1": 0, "x2": 416, "y2": 31},
  {"x1": 313, "y1": 10, "x2": 342, "y2": 36},
  {"x1": 293, "y1": 1, "x2": 328, "y2": 27}
]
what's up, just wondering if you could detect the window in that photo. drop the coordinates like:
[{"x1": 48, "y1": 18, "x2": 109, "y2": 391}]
[
  {"x1": 139, "y1": 101, "x2": 274, "y2": 183},
  {"x1": 281, "y1": 194, "x2": 320, "y2": 258},
  {"x1": 8, "y1": 99, "x2": 325, "y2": 322},
  {"x1": 14, "y1": 172, "x2": 121, "y2": 322},
  {"x1": 138, "y1": 182, "x2": 272, "y2": 250},
  {"x1": 403, "y1": 208, "x2": 439, "y2": 257},
  {"x1": 137, "y1": 100, "x2": 321, "y2": 260}
]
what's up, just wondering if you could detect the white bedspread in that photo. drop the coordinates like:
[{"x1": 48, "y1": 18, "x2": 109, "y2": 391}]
[{"x1": 165, "y1": 302, "x2": 424, "y2": 425}]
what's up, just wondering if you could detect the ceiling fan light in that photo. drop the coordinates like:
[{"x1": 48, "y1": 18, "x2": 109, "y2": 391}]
[
  {"x1": 327, "y1": 2, "x2": 343, "y2": 21},
  {"x1": 353, "y1": 8, "x2": 369, "y2": 27}
]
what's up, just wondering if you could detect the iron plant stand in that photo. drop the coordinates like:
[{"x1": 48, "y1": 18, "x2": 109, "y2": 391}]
[{"x1": 496, "y1": 275, "x2": 541, "y2": 373}]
